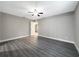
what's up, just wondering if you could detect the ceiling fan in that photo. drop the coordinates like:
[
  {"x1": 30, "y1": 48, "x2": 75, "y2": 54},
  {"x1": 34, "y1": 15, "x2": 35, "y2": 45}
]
[{"x1": 28, "y1": 9, "x2": 43, "y2": 17}]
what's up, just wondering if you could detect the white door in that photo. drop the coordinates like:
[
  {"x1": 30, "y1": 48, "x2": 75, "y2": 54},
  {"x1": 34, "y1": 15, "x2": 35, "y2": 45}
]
[{"x1": 30, "y1": 21, "x2": 38, "y2": 36}]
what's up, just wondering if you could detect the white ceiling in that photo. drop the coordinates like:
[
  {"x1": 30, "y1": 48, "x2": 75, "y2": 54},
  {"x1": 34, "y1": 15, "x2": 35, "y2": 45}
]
[{"x1": 0, "y1": 1, "x2": 78, "y2": 20}]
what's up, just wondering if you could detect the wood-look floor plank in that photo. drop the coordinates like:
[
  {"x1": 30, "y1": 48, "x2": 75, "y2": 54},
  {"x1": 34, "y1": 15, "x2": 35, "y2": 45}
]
[
  {"x1": 14, "y1": 39, "x2": 34, "y2": 57},
  {"x1": 38, "y1": 36, "x2": 79, "y2": 56},
  {"x1": 0, "y1": 44, "x2": 4, "y2": 57},
  {"x1": 38, "y1": 39, "x2": 72, "y2": 56},
  {"x1": 22, "y1": 37, "x2": 56, "y2": 57},
  {"x1": 19, "y1": 38, "x2": 51, "y2": 57},
  {"x1": 0, "y1": 36, "x2": 79, "y2": 57},
  {"x1": 9, "y1": 41, "x2": 23, "y2": 57}
]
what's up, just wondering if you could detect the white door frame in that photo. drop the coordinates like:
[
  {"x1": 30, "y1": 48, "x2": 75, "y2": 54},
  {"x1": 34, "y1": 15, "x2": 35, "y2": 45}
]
[{"x1": 30, "y1": 20, "x2": 38, "y2": 36}]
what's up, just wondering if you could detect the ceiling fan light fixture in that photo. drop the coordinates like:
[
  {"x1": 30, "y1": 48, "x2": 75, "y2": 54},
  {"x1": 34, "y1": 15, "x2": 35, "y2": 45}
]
[{"x1": 28, "y1": 8, "x2": 43, "y2": 17}]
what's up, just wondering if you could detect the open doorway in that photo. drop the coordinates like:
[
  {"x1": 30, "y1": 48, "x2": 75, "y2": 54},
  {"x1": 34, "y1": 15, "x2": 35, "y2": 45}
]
[{"x1": 30, "y1": 20, "x2": 38, "y2": 36}]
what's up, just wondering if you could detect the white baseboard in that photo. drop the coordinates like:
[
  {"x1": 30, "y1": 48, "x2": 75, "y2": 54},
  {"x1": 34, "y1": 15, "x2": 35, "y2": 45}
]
[
  {"x1": 74, "y1": 44, "x2": 79, "y2": 53},
  {"x1": 39, "y1": 35, "x2": 75, "y2": 44},
  {"x1": 0, "y1": 35, "x2": 74, "y2": 44},
  {"x1": 0, "y1": 35, "x2": 29, "y2": 43}
]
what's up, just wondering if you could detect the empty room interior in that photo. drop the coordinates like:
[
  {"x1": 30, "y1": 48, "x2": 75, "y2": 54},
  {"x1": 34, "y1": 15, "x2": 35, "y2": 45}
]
[{"x1": 1, "y1": 1, "x2": 79, "y2": 57}]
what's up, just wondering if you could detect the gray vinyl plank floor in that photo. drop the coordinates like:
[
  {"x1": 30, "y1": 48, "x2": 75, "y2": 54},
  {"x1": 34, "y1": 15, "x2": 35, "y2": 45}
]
[{"x1": 0, "y1": 36, "x2": 79, "y2": 57}]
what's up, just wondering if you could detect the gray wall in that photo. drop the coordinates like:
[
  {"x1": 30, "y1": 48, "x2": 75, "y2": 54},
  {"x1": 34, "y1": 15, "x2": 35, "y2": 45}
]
[
  {"x1": 75, "y1": 3, "x2": 79, "y2": 52},
  {"x1": 0, "y1": 12, "x2": 2, "y2": 40},
  {"x1": 38, "y1": 13, "x2": 75, "y2": 43},
  {"x1": 1, "y1": 12, "x2": 30, "y2": 41}
]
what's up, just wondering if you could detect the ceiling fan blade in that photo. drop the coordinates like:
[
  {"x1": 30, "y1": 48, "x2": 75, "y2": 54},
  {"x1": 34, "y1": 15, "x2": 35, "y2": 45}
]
[
  {"x1": 28, "y1": 12, "x2": 33, "y2": 13},
  {"x1": 39, "y1": 12, "x2": 43, "y2": 14},
  {"x1": 38, "y1": 14, "x2": 40, "y2": 17},
  {"x1": 32, "y1": 14, "x2": 34, "y2": 16}
]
